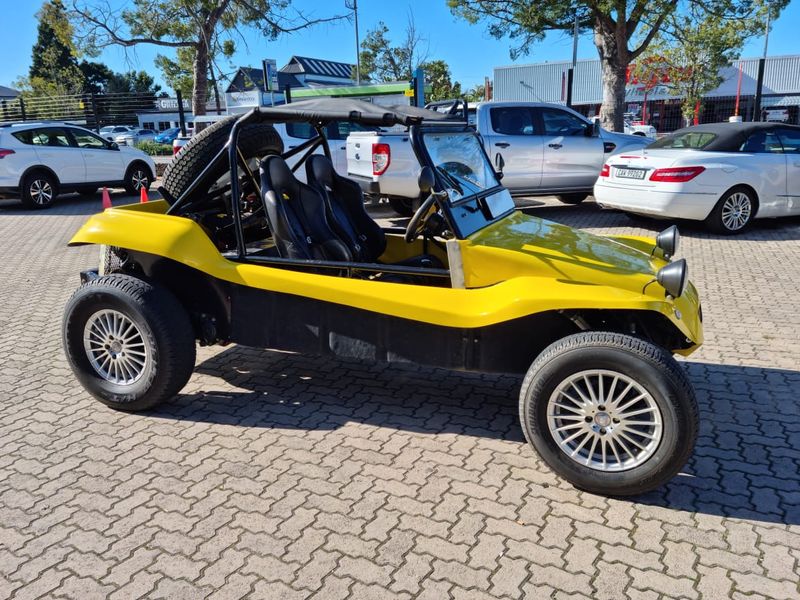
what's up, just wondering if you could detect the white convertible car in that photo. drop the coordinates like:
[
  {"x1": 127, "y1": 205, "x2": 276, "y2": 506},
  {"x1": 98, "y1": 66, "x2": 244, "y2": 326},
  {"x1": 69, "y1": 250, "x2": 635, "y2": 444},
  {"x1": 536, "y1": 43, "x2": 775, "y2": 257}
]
[{"x1": 594, "y1": 122, "x2": 800, "y2": 234}]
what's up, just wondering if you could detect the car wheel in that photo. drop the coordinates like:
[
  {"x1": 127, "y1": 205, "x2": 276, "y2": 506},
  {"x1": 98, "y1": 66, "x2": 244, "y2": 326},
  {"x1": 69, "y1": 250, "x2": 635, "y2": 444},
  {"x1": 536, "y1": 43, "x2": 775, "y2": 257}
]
[
  {"x1": 63, "y1": 274, "x2": 196, "y2": 411},
  {"x1": 162, "y1": 116, "x2": 283, "y2": 205},
  {"x1": 556, "y1": 193, "x2": 589, "y2": 205},
  {"x1": 78, "y1": 187, "x2": 98, "y2": 197},
  {"x1": 705, "y1": 186, "x2": 756, "y2": 234},
  {"x1": 388, "y1": 196, "x2": 414, "y2": 217},
  {"x1": 21, "y1": 171, "x2": 58, "y2": 209},
  {"x1": 519, "y1": 332, "x2": 698, "y2": 496},
  {"x1": 124, "y1": 163, "x2": 152, "y2": 195}
]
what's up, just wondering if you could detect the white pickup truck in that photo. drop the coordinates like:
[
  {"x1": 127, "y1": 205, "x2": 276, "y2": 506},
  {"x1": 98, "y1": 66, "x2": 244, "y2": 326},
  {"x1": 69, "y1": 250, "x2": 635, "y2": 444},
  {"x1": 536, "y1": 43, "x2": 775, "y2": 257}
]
[{"x1": 346, "y1": 101, "x2": 652, "y2": 215}]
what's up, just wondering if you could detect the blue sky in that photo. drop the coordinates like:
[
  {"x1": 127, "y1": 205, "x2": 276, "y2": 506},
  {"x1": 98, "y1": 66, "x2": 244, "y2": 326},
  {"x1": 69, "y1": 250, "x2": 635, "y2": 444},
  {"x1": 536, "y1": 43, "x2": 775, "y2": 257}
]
[{"x1": 2, "y1": 0, "x2": 799, "y2": 92}]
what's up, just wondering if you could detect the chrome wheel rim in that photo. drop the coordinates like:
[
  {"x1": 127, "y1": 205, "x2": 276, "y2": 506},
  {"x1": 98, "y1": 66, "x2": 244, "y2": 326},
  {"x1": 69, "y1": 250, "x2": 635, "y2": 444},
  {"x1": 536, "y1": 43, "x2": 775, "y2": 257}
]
[
  {"x1": 83, "y1": 309, "x2": 148, "y2": 385},
  {"x1": 547, "y1": 369, "x2": 663, "y2": 472},
  {"x1": 721, "y1": 192, "x2": 751, "y2": 231},
  {"x1": 131, "y1": 170, "x2": 148, "y2": 190},
  {"x1": 30, "y1": 179, "x2": 53, "y2": 205}
]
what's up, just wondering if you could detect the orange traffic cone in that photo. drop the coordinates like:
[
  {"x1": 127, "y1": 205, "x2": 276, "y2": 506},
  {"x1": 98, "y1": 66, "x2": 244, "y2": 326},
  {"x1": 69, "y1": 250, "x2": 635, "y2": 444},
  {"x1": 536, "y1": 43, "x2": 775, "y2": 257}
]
[
  {"x1": 140, "y1": 186, "x2": 148, "y2": 203},
  {"x1": 101, "y1": 187, "x2": 112, "y2": 210}
]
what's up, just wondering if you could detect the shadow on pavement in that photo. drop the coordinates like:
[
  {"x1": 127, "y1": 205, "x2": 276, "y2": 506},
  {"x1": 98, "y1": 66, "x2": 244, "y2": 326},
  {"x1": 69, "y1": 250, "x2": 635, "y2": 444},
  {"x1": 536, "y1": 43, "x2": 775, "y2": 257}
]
[
  {"x1": 0, "y1": 190, "x2": 150, "y2": 216},
  {"x1": 520, "y1": 200, "x2": 800, "y2": 241},
  {"x1": 155, "y1": 346, "x2": 800, "y2": 525}
]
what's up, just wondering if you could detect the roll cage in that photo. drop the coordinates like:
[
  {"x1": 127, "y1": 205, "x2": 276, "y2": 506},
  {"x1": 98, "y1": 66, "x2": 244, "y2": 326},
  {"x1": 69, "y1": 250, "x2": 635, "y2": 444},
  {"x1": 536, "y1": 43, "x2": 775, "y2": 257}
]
[{"x1": 165, "y1": 98, "x2": 510, "y2": 270}]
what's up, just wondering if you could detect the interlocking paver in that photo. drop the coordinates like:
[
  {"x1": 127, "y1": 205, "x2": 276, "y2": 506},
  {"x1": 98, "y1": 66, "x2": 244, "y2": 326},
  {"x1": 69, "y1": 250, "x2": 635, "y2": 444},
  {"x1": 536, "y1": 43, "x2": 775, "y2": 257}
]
[{"x1": 1, "y1": 193, "x2": 799, "y2": 599}]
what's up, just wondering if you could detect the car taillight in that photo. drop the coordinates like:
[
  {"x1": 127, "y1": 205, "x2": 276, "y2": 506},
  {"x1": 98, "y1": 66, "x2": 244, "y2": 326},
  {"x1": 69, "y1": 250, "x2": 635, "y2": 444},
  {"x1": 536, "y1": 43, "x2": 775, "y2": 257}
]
[
  {"x1": 649, "y1": 166, "x2": 705, "y2": 182},
  {"x1": 372, "y1": 143, "x2": 391, "y2": 176},
  {"x1": 0, "y1": 149, "x2": 15, "y2": 159},
  {"x1": 173, "y1": 145, "x2": 181, "y2": 156},
  {"x1": 599, "y1": 163, "x2": 610, "y2": 177}
]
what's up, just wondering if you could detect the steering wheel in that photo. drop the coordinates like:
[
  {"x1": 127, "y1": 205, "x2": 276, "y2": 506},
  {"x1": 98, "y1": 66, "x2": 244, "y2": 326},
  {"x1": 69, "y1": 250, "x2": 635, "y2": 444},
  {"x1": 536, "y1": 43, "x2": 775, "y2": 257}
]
[{"x1": 404, "y1": 193, "x2": 439, "y2": 243}]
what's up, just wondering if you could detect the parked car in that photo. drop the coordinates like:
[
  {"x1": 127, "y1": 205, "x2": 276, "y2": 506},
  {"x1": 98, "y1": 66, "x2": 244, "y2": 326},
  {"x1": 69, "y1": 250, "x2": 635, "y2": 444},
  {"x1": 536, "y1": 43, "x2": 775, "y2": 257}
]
[
  {"x1": 115, "y1": 128, "x2": 156, "y2": 146},
  {"x1": 593, "y1": 122, "x2": 800, "y2": 234},
  {"x1": 154, "y1": 127, "x2": 181, "y2": 144},
  {"x1": 347, "y1": 101, "x2": 652, "y2": 215},
  {"x1": 0, "y1": 122, "x2": 155, "y2": 208},
  {"x1": 63, "y1": 100, "x2": 703, "y2": 496},
  {"x1": 98, "y1": 125, "x2": 136, "y2": 142}
]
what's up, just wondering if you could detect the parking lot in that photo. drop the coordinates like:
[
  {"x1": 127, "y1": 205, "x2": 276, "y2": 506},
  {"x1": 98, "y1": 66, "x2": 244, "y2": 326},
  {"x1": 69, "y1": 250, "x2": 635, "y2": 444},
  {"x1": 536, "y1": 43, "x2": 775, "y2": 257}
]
[{"x1": 1, "y1": 189, "x2": 799, "y2": 599}]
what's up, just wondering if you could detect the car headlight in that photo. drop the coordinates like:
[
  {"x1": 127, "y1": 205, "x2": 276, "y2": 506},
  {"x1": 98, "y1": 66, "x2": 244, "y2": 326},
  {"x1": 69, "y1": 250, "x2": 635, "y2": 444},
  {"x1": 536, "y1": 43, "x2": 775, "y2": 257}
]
[
  {"x1": 656, "y1": 225, "x2": 679, "y2": 259},
  {"x1": 657, "y1": 258, "x2": 688, "y2": 298}
]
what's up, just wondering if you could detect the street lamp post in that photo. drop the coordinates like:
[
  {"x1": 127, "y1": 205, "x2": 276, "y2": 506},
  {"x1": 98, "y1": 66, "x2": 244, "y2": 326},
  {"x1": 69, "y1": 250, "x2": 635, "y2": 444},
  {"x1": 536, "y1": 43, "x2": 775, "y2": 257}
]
[{"x1": 753, "y1": 3, "x2": 771, "y2": 121}]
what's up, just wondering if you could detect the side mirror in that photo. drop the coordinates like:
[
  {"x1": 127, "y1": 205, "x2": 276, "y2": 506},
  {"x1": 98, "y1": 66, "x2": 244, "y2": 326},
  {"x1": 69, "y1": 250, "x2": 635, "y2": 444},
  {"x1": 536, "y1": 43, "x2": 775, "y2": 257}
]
[
  {"x1": 418, "y1": 166, "x2": 436, "y2": 193},
  {"x1": 109, "y1": 142, "x2": 119, "y2": 150},
  {"x1": 494, "y1": 153, "x2": 505, "y2": 180}
]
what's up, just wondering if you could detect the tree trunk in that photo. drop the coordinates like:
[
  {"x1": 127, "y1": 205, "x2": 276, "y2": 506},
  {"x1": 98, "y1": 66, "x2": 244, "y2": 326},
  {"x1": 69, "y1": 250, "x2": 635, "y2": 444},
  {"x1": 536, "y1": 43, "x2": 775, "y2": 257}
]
[
  {"x1": 594, "y1": 24, "x2": 629, "y2": 133},
  {"x1": 192, "y1": 39, "x2": 208, "y2": 121}
]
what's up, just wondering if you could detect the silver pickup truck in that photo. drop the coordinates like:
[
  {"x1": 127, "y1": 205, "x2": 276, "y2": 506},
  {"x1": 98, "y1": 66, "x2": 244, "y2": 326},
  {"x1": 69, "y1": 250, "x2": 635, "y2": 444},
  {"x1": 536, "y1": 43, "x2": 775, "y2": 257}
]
[{"x1": 347, "y1": 101, "x2": 652, "y2": 215}]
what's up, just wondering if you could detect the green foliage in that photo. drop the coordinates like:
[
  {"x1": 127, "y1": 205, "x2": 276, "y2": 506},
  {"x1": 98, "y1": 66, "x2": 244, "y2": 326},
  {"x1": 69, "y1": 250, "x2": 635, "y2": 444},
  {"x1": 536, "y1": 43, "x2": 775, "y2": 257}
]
[
  {"x1": 420, "y1": 60, "x2": 462, "y2": 102},
  {"x1": 136, "y1": 140, "x2": 173, "y2": 156},
  {"x1": 632, "y1": 2, "x2": 783, "y2": 123},
  {"x1": 464, "y1": 84, "x2": 486, "y2": 103}
]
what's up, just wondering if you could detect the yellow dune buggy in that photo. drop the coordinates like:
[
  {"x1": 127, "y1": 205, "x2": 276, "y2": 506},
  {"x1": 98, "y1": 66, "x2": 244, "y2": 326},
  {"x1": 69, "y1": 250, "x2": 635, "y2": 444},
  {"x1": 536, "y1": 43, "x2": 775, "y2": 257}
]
[{"x1": 63, "y1": 99, "x2": 703, "y2": 495}]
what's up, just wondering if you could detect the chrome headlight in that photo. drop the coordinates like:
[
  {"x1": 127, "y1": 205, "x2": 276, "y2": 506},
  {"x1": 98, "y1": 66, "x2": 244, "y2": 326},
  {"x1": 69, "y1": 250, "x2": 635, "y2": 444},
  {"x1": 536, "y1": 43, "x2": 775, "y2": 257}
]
[
  {"x1": 656, "y1": 225, "x2": 679, "y2": 259},
  {"x1": 657, "y1": 258, "x2": 688, "y2": 298}
]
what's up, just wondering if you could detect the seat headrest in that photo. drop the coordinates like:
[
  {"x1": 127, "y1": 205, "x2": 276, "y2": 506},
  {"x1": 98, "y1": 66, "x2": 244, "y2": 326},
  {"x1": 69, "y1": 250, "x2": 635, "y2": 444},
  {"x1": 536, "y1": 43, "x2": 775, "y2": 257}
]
[
  {"x1": 261, "y1": 155, "x2": 298, "y2": 191},
  {"x1": 306, "y1": 154, "x2": 336, "y2": 189}
]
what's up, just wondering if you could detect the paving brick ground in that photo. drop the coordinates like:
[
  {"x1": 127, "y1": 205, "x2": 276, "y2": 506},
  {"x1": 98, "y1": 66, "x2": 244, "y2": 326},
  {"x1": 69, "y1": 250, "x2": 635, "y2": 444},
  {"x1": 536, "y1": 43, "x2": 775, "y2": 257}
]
[{"x1": 0, "y1": 189, "x2": 799, "y2": 599}]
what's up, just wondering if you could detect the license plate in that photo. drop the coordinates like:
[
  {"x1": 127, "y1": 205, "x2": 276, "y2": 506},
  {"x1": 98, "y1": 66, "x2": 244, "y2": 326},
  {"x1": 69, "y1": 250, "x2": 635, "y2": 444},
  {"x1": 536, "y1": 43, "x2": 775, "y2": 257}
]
[{"x1": 615, "y1": 168, "x2": 647, "y2": 179}]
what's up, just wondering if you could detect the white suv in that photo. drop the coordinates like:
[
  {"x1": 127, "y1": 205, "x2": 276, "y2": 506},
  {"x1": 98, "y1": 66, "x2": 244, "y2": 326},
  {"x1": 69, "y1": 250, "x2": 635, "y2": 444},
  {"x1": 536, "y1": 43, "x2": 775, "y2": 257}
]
[{"x1": 0, "y1": 122, "x2": 156, "y2": 209}]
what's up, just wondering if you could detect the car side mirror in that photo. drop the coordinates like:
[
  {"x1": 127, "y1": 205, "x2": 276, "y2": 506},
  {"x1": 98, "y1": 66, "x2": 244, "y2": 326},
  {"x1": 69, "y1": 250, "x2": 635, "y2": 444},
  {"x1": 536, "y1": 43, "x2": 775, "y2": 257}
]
[
  {"x1": 494, "y1": 153, "x2": 505, "y2": 180},
  {"x1": 109, "y1": 142, "x2": 119, "y2": 150},
  {"x1": 418, "y1": 166, "x2": 436, "y2": 193}
]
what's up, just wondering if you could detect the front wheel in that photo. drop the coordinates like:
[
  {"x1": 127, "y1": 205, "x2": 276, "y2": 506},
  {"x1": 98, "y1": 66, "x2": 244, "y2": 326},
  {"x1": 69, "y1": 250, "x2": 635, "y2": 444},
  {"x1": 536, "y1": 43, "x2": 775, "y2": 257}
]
[
  {"x1": 556, "y1": 193, "x2": 588, "y2": 205},
  {"x1": 63, "y1": 274, "x2": 196, "y2": 411},
  {"x1": 519, "y1": 332, "x2": 698, "y2": 496}
]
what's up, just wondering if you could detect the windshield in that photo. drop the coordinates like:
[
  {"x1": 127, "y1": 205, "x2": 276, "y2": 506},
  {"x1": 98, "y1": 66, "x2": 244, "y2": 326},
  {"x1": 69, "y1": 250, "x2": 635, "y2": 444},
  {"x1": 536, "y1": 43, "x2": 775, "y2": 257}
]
[
  {"x1": 650, "y1": 131, "x2": 717, "y2": 150},
  {"x1": 423, "y1": 131, "x2": 499, "y2": 202}
]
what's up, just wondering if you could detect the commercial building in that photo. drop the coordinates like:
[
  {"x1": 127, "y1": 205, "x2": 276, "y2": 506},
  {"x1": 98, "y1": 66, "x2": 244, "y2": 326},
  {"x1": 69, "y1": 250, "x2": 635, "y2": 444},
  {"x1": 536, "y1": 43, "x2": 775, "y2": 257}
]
[{"x1": 493, "y1": 54, "x2": 800, "y2": 131}]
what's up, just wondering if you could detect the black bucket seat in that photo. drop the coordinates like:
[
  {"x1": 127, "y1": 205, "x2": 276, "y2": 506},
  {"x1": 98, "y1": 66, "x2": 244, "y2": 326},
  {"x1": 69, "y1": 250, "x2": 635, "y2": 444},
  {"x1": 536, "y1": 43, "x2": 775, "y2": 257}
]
[{"x1": 259, "y1": 155, "x2": 351, "y2": 262}]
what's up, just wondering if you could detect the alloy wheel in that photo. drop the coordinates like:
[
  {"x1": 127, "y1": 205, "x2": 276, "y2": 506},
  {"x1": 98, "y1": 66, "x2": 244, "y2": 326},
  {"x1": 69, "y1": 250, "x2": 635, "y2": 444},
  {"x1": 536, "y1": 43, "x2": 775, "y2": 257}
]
[
  {"x1": 131, "y1": 169, "x2": 149, "y2": 191},
  {"x1": 546, "y1": 369, "x2": 663, "y2": 472},
  {"x1": 721, "y1": 192, "x2": 752, "y2": 231},
  {"x1": 83, "y1": 309, "x2": 149, "y2": 385},
  {"x1": 29, "y1": 179, "x2": 53, "y2": 205}
]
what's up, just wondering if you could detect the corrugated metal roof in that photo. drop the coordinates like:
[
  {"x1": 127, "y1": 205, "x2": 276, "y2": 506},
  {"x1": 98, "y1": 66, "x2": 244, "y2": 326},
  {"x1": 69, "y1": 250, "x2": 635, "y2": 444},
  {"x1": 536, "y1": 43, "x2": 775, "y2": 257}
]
[
  {"x1": 282, "y1": 56, "x2": 354, "y2": 79},
  {"x1": 494, "y1": 54, "x2": 800, "y2": 105}
]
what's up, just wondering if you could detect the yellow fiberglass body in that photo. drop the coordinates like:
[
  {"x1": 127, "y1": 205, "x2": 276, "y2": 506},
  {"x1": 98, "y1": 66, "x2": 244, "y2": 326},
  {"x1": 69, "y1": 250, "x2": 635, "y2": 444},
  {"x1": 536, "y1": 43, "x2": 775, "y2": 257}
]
[{"x1": 69, "y1": 200, "x2": 702, "y2": 355}]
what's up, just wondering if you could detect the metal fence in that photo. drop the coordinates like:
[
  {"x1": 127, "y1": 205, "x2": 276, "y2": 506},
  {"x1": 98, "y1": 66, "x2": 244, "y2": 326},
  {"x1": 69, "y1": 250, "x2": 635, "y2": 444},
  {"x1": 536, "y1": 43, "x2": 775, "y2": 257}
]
[{"x1": 0, "y1": 91, "x2": 180, "y2": 131}]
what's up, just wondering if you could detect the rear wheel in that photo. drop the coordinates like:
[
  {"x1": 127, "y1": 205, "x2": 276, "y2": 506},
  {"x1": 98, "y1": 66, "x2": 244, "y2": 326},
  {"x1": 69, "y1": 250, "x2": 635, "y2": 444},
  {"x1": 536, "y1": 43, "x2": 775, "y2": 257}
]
[
  {"x1": 556, "y1": 193, "x2": 589, "y2": 205},
  {"x1": 63, "y1": 274, "x2": 196, "y2": 411},
  {"x1": 705, "y1": 186, "x2": 756, "y2": 234},
  {"x1": 21, "y1": 171, "x2": 58, "y2": 209},
  {"x1": 519, "y1": 332, "x2": 698, "y2": 496},
  {"x1": 388, "y1": 196, "x2": 414, "y2": 217}
]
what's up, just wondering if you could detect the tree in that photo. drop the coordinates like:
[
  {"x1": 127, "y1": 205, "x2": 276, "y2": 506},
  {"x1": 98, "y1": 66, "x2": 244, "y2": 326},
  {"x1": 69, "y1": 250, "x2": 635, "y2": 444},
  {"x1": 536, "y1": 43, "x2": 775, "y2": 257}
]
[
  {"x1": 632, "y1": 3, "x2": 774, "y2": 126},
  {"x1": 464, "y1": 83, "x2": 486, "y2": 102},
  {"x1": 21, "y1": 0, "x2": 84, "y2": 95},
  {"x1": 420, "y1": 60, "x2": 462, "y2": 101},
  {"x1": 69, "y1": 1, "x2": 346, "y2": 116},
  {"x1": 447, "y1": 0, "x2": 779, "y2": 132},
  {"x1": 357, "y1": 17, "x2": 428, "y2": 82}
]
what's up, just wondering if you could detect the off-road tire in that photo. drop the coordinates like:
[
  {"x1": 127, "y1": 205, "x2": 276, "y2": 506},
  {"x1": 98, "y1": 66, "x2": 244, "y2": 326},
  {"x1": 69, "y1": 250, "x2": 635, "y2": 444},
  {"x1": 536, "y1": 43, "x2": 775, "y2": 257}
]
[
  {"x1": 705, "y1": 185, "x2": 757, "y2": 235},
  {"x1": 21, "y1": 170, "x2": 58, "y2": 209},
  {"x1": 519, "y1": 332, "x2": 698, "y2": 496},
  {"x1": 63, "y1": 274, "x2": 196, "y2": 411},
  {"x1": 162, "y1": 116, "x2": 283, "y2": 205},
  {"x1": 556, "y1": 193, "x2": 589, "y2": 205},
  {"x1": 123, "y1": 162, "x2": 153, "y2": 195},
  {"x1": 388, "y1": 196, "x2": 414, "y2": 217}
]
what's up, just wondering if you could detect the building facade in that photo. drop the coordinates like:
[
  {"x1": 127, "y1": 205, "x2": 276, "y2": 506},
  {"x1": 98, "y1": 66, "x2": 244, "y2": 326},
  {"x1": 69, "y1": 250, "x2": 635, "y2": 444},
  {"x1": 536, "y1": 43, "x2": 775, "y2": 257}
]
[{"x1": 494, "y1": 55, "x2": 800, "y2": 131}]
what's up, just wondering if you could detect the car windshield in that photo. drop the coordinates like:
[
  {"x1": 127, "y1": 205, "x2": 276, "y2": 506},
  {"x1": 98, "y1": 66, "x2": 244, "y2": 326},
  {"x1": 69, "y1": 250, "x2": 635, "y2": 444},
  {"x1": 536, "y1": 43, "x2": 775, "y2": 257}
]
[
  {"x1": 423, "y1": 131, "x2": 500, "y2": 202},
  {"x1": 649, "y1": 131, "x2": 717, "y2": 150}
]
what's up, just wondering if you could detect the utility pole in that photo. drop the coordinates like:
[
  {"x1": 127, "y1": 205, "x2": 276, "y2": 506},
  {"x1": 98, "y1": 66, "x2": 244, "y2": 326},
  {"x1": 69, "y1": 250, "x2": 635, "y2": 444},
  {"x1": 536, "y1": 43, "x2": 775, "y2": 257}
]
[
  {"x1": 346, "y1": 0, "x2": 361, "y2": 84},
  {"x1": 753, "y1": 3, "x2": 771, "y2": 121},
  {"x1": 566, "y1": 14, "x2": 578, "y2": 108}
]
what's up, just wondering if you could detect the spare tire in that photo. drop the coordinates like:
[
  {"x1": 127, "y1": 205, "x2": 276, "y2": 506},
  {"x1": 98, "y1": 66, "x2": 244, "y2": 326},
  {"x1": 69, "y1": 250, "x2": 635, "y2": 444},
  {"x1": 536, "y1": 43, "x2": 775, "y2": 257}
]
[{"x1": 162, "y1": 116, "x2": 283, "y2": 205}]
